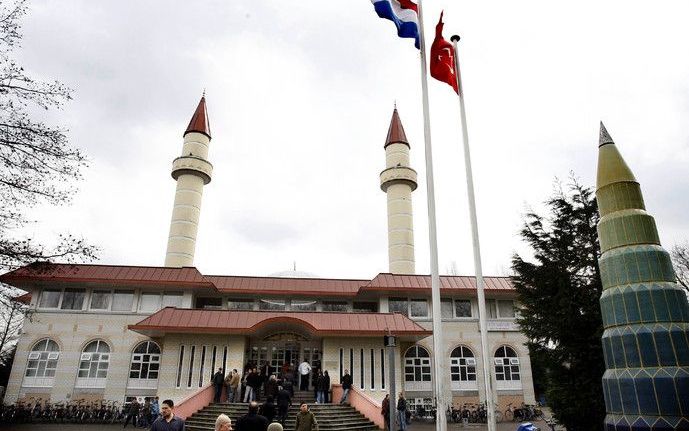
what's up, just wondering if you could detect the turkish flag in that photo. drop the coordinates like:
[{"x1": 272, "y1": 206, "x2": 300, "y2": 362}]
[{"x1": 430, "y1": 12, "x2": 458, "y2": 94}]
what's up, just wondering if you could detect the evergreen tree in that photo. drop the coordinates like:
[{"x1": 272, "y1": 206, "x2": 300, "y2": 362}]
[{"x1": 511, "y1": 180, "x2": 606, "y2": 431}]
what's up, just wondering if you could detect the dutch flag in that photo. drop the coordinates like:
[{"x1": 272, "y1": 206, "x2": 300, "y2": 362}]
[{"x1": 371, "y1": 0, "x2": 420, "y2": 49}]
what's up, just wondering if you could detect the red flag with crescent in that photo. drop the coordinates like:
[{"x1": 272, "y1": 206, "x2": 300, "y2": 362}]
[{"x1": 429, "y1": 11, "x2": 458, "y2": 94}]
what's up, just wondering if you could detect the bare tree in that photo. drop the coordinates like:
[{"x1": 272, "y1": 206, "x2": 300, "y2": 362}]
[
  {"x1": 0, "y1": 0, "x2": 98, "y2": 380},
  {"x1": 670, "y1": 242, "x2": 689, "y2": 291}
]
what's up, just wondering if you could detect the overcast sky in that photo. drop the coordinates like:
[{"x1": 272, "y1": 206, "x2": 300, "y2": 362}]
[{"x1": 14, "y1": 0, "x2": 689, "y2": 279}]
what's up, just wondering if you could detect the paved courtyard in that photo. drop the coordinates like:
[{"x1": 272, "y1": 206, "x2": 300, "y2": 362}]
[{"x1": 0, "y1": 420, "x2": 565, "y2": 431}]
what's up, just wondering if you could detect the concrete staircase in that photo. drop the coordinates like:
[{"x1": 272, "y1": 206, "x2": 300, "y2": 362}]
[{"x1": 185, "y1": 391, "x2": 379, "y2": 431}]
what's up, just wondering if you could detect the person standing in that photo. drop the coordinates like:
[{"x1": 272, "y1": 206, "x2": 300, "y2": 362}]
[
  {"x1": 275, "y1": 386, "x2": 292, "y2": 426},
  {"x1": 315, "y1": 370, "x2": 325, "y2": 404},
  {"x1": 235, "y1": 401, "x2": 269, "y2": 431},
  {"x1": 228, "y1": 369, "x2": 240, "y2": 402},
  {"x1": 298, "y1": 360, "x2": 311, "y2": 391},
  {"x1": 339, "y1": 370, "x2": 353, "y2": 404},
  {"x1": 260, "y1": 396, "x2": 276, "y2": 423},
  {"x1": 123, "y1": 398, "x2": 140, "y2": 428},
  {"x1": 244, "y1": 369, "x2": 256, "y2": 403},
  {"x1": 151, "y1": 397, "x2": 160, "y2": 421},
  {"x1": 265, "y1": 375, "x2": 279, "y2": 400},
  {"x1": 150, "y1": 399, "x2": 185, "y2": 431},
  {"x1": 213, "y1": 368, "x2": 225, "y2": 403},
  {"x1": 322, "y1": 371, "x2": 330, "y2": 404},
  {"x1": 396, "y1": 393, "x2": 408, "y2": 431},
  {"x1": 381, "y1": 394, "x2": 390, "y2": 431},
  {"x1": 294, "y1": 403, "x2": 318, "y2": 431},
  {"x1": 260, "y1": 362, "x2": 271, "y2": 396},
  {"x1": 248, "y1": 368, "x2": 261, "y2": 402}
]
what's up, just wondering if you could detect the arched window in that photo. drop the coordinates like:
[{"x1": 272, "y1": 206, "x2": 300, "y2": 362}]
[
  {"x1": 450, "y1": 345, "x2": 477, "y2": 390},
  {"x1": 129, "y1": 341, "x2": 161, "y2": 380},
  {"x1": 77, "y1": 340, "x2": 110, "y2": 386},
  {"x1": 23, "y1": 339, "x2": 59, "y2": 387},
  {"x1": 404, "y1": 345, "x2": 431, "y2": 382},
  {"x1": 494, "y1": 345, "x2": 521, "y2": 390}
]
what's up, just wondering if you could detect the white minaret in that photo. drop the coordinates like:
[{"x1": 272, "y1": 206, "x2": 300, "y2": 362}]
[
  {"x1": 380, "y1": 107, "x2": 417, "y2": 274},
  {"x1": 164, "y1": 95, "x2": 213, "y2": 267}
]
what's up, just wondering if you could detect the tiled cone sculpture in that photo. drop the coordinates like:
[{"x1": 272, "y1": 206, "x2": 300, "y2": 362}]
[{"x1": 596, "y1": 123, "x2": 689, "y2": 430}]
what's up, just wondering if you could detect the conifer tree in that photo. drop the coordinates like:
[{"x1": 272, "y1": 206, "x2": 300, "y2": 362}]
[{"x1": 511, "y1": 180, "x2": 606, "y2": 431}]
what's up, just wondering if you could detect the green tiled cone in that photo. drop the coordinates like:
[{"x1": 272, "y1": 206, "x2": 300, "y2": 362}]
[{"x1": 596, "y1": 123, "x2": 689, "y2": 431}]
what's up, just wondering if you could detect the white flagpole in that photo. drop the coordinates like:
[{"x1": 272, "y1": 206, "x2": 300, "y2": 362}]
[
  {"x1": 450, "y1": 35, "x2": 496, "y2": 431},
  {"x1": 415, "y1": 2, "x2": 447, "y2": 431}
]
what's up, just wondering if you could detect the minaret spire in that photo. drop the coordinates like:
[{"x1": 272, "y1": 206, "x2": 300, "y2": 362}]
[
  {"x1": 595, "y1": 123, "x2": 689, "y2": 430},
  {"x1": 164, "y1": 94, "x2": 214, "y2": 267},
  {"x1": 380, "y1": 106, "x2": 417, "y2": 274}
]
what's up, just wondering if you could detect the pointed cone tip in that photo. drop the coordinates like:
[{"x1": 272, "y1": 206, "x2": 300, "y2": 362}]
[
  {"x1": 184, "y1": 95, "x2": 211, "y2": 139},
  {"x1": 599, "y1": 121, "x2": 614, "y2": 147},
  {"x1": 384, "y1": 107, "x2": 409, "y2": 148}
]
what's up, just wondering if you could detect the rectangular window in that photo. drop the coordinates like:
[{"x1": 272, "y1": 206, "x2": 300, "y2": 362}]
[
  {"x1": 139, "y1": 292, "x2": 162, "y2": 312},
  {"x1": 323, "y1": 301, "x2": 349, "y2": 312},
  {"x1": 360, "y1": 349, "x2": 365, "y2": 389},
  {"x1": 455, "y1": 299, "x2": 472, "y2": 318},
  {"x1": 195, "y1": 297, "x2": 222, "y2": 309},
  {"x1": 291, "y1": 300, "x2": 317, "y2": 311},
  {"x1": 381, "y1": 349, "x2": 386, "y2": 389},
  {"x1": 176, "y1": 346, "x2": 185, "y2": 388},
  {"x1": 370, "y1": 349, "x2": 375, "y2": 389},
  {"x1": 388, "y1": 297, "x2": 408, "y2": 314},
  {"x1": 61, "y1": 289, "x2": 85, "y2": 310},
  {"x1": 259, "y1": 299, "x2": 286, "y2": 311},
  {"x1": 410, "y1": 299, "x2": 428, "y2": 317},
  {"x1": 339, "y1": 348, "x2": 344, "y2": 379},
  {"x1": 112, "y1": 290, "x2": 135, "y2": 311},
  {"x1": 228, "y1": 299, "x2": 254, "y2": 310},
  {"x1": 90, "y1": 290, "x2": 111, "y2": 310},
  {"x1": 187, "y1": 345, "x2": 196, "y2": 387},
  {"x1": 198, "y1": 346, "x2": 206, "y2": 387},
  {"x1": 353, "y1": 302, "x2": 378, "y2": 313},
  {"x1": 497, "y1": 300, "x2": 516, "y2": 318},
  {"x1": 39, "y1": 289, "x2": 61, "y2": 308},
  {"x1": 222, "y1": 346, "x2": 228, "y2": 374},
  {"x1": 162, "y1": 292, "x2": 183, "y2": 308},
  {"x1": 441, "y1": 299, "x2": 454, "y2": 318},
  {"x1": 486, "y1": 299, "x2": 498, "y2": 319},
  {"x1": 211, "y1": 346, "x2": 217, "y2": 374}
]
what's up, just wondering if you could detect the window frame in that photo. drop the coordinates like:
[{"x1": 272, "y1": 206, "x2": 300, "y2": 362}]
[
  {"x1": 38, "y1": 289, "x2": 63, "y2": 309},
  {"x1": 494, "y1": 345, "x2": 522, "y2": 390},
  {"x1": 23, "y1": 339, "x2": 60, "y2": 387},
  {"x1": 128, "y1": 341, "x2": 161, "y2": 385},
  {"x1": 75, "y1": 339, "x2": 111, "y2": 388},
  {"x1": 449, "y1": 345, "x2": 478, "y2": 390}
]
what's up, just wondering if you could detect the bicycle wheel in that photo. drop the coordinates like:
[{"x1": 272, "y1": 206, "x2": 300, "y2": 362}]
[{"x1": 504, "y1": 409, "x2": 513, "y2": 421}]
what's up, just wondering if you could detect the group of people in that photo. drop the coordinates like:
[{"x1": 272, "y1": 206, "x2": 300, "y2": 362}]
[
  {"x1": 381, "y1": 393, "x2": 411, "y2": 431},
  {"x1": 211, "y1": 360, "x2": 333, "y2": 405},
  {"x1": 214, "y1": 402, "x2": 319, "y2": 431},
  {"x1": 123, "y1": 396, "x2": 160, "y2": 428},
  {"x1": 124, "y1": 398, "x2": 184, "y2": 431}
]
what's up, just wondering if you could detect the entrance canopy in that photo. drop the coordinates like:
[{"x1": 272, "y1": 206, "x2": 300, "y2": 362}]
[{"x1": 129, "y1": 307, "x2": 431, "y2": 339}]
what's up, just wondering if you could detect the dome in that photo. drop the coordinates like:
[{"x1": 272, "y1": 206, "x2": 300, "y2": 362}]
[{"x1": 268, "y1": 269, "x2": 319, "y2": 278}]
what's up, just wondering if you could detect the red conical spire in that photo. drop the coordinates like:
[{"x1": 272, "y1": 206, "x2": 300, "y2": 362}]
[
  {"x1": 384, "y1": 107, "x2": 409, "y2": 148},
  {"x1": 184, "y1": 94, "x2": 211, "y2": 139}
]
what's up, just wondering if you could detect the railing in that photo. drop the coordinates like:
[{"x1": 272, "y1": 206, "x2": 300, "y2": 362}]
[
  {"x1": 331, "y1": 384, "x2": 384, "y2": 429},
  {"x1": 175, "y1": 383, "x2": 226, "y2": 419}
]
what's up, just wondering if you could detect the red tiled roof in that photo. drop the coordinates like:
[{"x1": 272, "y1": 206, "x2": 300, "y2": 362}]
[
  {"x1": 129, "y1": 307, "x2": 431, "y2": 336},
  {"x1": 13, "y1": 293, "x2": 31, "y2": 304},
  {"x1": 207, "y1": 275, "x2": 366, "y2": 297},
  {"x1": 364, "y1": 273, "x2": 514, "y2": 292},
  {"x1": 0, "y1": 263, "x2": 212, "y2": 289}
]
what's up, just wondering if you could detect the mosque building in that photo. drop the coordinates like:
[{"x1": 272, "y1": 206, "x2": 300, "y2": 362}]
[{"x1": 1, "y1": 96, "x2": 536, "y2": 414}]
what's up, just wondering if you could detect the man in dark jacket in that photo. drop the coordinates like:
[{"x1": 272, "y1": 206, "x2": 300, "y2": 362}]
[
  {"x1": 213, "y1": 367, "x2": 225, "y2": 403},
  {"x1": 260, "y1": 396, "x2": 276, "y2": 424},
  {"x1": 339, "y1": 370, "x2": 353, "y2": 404},
  {"x1": 123, "y1": 398, "x2": 140, "y2": 428},
  {"x1": 275, "y1": 387, "x2": 292, "y2": 425},
  {"x1": 235, "y1": 401, "x2": 269, "y2": 431}
]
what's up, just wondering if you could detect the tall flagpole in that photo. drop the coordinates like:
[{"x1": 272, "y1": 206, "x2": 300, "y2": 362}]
[
  {"x1": 415, "y1": 2, "x2": 447, "y2": 431},
  {"x1": 450, "y1": 35, "x2": 496, "y2": 431}
]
